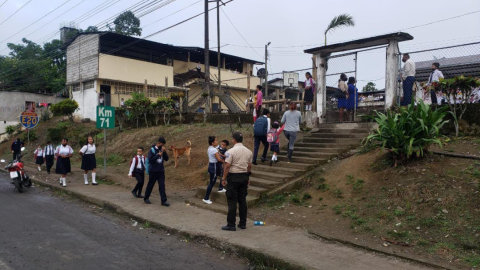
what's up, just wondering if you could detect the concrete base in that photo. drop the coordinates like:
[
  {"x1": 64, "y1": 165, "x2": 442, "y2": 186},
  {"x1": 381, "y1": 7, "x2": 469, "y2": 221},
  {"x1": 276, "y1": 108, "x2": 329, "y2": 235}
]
[{"x1": 304, "y1": 111, "x2": 319, "y2": 128}]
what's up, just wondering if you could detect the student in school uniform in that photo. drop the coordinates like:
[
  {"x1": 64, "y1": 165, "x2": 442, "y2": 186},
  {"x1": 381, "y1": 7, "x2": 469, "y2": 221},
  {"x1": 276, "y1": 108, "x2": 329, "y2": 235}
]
[
  {"x1": 144, "y1": 137, "x2": 170, "y2": 206},
  {"x1": 43, "y1": 141, "x2": 55, "y2": 174},
  {"x1": 33, "y1": 144, "x2": 44, "y2": 171},
  {"x1": 128, "y1": 147, "x2": 146, "y2": 198},
  {"x1": 55, "y1": 138, "x2": 73, "y2": 187},
  {"x1": 79, "y1": 136, "x2": 97, "y2": 185}
]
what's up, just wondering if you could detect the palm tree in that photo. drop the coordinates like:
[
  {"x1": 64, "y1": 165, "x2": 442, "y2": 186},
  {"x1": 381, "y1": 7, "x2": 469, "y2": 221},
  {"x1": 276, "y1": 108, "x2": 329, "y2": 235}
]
[{"x1": 324, "y1": 14, "x2": 355, "y2": 46}]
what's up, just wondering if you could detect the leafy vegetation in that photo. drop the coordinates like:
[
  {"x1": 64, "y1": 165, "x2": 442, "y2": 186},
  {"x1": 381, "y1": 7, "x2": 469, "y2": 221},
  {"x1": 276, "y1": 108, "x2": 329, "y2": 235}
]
[
  {"x1": 124, "y1": 93, "x2": 151, "y2": 128},
  {"x1": 22, "y1": 130, "x2": 37, "y2": 142},
  {"x1": 108, "y1": 11, "x2": 142, "y2": 36},
  {"x1": 324, "y1": 14, "x2": 355, "y2": 45},
  {"x1": 5, "y1": 125, "x2": 16, "y2": 136},
  {"x1": 364, "y1": 100, "x2": 448, "y2": 166},
  {"x1": 50, "y1": 99, "x2": 79, "y2": 121}
]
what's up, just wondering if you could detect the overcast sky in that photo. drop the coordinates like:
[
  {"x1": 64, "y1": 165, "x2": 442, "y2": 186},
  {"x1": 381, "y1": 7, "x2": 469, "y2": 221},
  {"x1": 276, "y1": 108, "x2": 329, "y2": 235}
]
[{"x1": 1, "y1": 0, "x2": 479, "y2": 90}]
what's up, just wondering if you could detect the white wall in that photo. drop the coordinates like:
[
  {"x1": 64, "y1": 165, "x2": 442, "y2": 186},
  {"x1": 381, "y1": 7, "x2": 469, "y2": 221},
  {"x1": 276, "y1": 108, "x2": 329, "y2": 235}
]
[{"x1": 72, "y1": 83, "x2": 98, "y2": 120}]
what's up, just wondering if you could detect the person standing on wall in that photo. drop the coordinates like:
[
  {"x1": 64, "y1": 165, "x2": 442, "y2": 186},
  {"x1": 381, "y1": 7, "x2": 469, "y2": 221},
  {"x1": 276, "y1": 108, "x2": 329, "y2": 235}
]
[
  {"x1": 426, "y1": 62, "x2": 444, "y2": 105},
  {"x1": 221, "y1": 132, "x2": 253, "y2": 231},
  {"x1": 337, "y1": 73, "x2": 348, "y2": 122},
  {"x1": 11, "y1": 138, "x2": 24, "y2": 161},
  {"x1": 43, "y1": 141, "x2": 55, "y2": 174},
  {"x1": 281, "y1": 102, "x2": 302, "y2": 163},
  {"x1": 253, "y1": 85, "x2": 263, "y2": 122},
  {"x1": 401, "y1": 53, "x2": 416, "y2": 106},
  {"x1": 144, "y1": 137, "x2": 170, "y2": 206},
  {"x1": 252, "y1": 109, "x2": 271, "y2": 165},
  {"x1": 304, "y1": 72, "x2": 316, "y2": 111},
  {"x1": 79, "y1": 136, "x2": 98, "y2": 185}
]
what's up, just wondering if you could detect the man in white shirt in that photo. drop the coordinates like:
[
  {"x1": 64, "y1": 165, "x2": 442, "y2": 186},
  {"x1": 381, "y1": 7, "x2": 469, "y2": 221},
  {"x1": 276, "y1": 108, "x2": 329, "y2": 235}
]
[
  {"x1": 426, "y1": 62, "x2": 444, "y2": 105},
  {"x1": 401, "y1": 54, "x2": 416, "y2": 106}
]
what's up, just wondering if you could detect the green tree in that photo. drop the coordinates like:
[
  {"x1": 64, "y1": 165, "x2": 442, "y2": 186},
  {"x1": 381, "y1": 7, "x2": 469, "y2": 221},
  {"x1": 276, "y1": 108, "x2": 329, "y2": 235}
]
[
  {"x1": 324, "y1": 14, "x2": 355, "y2": 46},
  {"x1": 152, "y1": 97, "x2": 174, "y2": 125},
  {"x1": 85, "y1": 26, "x2": 99, "y2": 32},
  {"x1": 362, "y1": 82, "x2": 378, "y2": 92},
  {"x1": 109, "y1": 11, "x2": 142, "y2": 36},
  {"x1": 124, "y1": 93, "x2": 151, "y2": 128},
  {"x1": 50, "y1": 99, "x2": 79, "y2": 121}
]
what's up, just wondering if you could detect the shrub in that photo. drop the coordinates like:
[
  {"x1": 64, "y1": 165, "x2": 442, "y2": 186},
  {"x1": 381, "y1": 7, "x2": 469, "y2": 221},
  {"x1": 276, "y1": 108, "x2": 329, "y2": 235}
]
[
  {"x1": 50, "y1": 99, "x2": 79, "y2": 121},
  {"x1": 22, "y1": 130, "x2": 37, "y2": 142},
  {"x1": 5, "y1": 125, "x2": 15, "y2": 135},
  {"x1": 363, "y1": 100, "x2": 448, "y2": 165},
  {"x1": 201, "y1": 92, "x2": 209, "y2": 98},
  {"x1": 47, "y1": 128, "x2": 64, "y2": 144}
]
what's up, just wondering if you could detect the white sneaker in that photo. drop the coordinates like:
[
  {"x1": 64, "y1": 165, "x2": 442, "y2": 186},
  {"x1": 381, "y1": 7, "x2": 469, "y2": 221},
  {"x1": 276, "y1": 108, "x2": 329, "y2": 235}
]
[
  {"x1": 62, "y1": 178, "x2": 67, "y2": 187},
  {"x1": 202, "y1": 199, "x2": 212, "y2": 204},
  {"x1": 85, "y1": 181, "x2": 89, "y2": 185},
  {"x1": 38, "y1": 167, "x2": 41, "y2": 171},
  {"x1": 218, "y1": 189, "x2": 226, "y2": 193},
  {"x1": 59, "y1": 178, "x2": 62, "y2": 184}
]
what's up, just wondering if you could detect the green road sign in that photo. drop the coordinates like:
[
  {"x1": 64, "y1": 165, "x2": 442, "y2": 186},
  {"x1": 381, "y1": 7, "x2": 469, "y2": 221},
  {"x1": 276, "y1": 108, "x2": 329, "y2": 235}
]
[{"x1": 96, "y1": 106, "x2": 115, "y2": 129}]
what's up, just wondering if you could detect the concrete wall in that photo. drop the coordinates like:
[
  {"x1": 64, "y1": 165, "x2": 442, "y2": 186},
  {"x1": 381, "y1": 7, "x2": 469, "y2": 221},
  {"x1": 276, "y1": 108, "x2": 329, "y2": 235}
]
[
  {"x1": 0, "y1": 91, "x2": 66, "y2": 133},
  {"x1": 66, "y1": 34, "x2": 99, "y2": 84},
  {"x1": 99, "y1": 54, "x2": 174, "y2": 86},
  {"x1": 72, "y1": 83, "x2": 98, "y2": 120}
]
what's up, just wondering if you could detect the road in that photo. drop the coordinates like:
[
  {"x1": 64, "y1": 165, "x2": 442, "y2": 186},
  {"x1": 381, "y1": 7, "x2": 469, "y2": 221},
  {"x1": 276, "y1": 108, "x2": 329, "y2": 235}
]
[{"x1": 0, "y1": 173, "x2": 249, "y2": 270}]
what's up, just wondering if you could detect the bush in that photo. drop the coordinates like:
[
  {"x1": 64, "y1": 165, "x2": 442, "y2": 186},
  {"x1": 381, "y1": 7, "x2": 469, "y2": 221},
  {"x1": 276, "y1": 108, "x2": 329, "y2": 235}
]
[
  {"x1": 22, "y1": 130, "x2": 37, "y2": 142},
  {"x1": 50, "y1": 99, "x2": 79, "y2": 121},
  {"x1": 364, "y1": 100, "x2": 448, "y2": 165},
  {"x1": 5, "y1": 125, "x2": 15, "y2": 135},
  {"x1": 47, "y1": 128, "x2": 65, "y2": 144}
]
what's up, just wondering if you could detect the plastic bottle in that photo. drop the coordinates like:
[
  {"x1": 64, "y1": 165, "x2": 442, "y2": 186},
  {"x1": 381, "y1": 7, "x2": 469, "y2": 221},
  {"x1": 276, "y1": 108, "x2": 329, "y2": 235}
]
[{"x1": 254, "y1": 221, "x2": 265, "y2": 226}]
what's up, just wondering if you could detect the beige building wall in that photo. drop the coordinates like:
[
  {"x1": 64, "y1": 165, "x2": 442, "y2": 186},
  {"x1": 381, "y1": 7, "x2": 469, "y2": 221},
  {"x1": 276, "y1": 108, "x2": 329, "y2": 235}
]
[{"x1": 99, "y1": 54, "x2": 174, "y2": 86}]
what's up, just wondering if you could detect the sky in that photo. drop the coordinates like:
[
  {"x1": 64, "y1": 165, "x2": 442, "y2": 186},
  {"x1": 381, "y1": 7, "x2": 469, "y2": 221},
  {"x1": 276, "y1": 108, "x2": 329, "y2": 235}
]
[{"x1": 0, "y1": 0, "x2": 479, "y2": 90}]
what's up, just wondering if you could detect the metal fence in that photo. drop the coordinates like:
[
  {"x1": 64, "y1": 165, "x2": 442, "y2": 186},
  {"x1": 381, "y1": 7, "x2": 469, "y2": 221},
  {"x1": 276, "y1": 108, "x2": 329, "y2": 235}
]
[{"x1": 398, "y1": 42, "x2": 480, "y2": 106}]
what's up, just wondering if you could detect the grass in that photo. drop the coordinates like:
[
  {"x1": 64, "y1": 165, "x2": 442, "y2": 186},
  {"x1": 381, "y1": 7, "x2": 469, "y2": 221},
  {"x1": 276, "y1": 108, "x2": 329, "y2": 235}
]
[
  {"x1": 290, "y1": 194, "x2": 302, "y2": 205},
  {"x1": 142, "y1": 222, "x2": 151, "y2": 229},
  {"x1": 261, "y1": 194, "x2": 287, "y2": 207},
  {"x1": 106, "y1": 154, "x2": 125, "y2": 166},
  {"x1": 330, "y1": 187, "x2": 343, "y2": 198}
]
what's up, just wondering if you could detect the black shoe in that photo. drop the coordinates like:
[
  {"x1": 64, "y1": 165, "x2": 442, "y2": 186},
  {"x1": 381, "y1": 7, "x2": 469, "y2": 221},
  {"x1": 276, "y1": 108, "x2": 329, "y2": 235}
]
[
  {"x1": 269, "y1": 160, "x2": 273, "y2": 166},
  {"x1": 144, "y1": 199, "x2": 152, "y2": 204},
  {"x1": 132, "y1": 191, "x2": 138, "y2": 198},
  {"x1": 161, "y1": 202, "x2": 170, "y2": 207},
  {"x1": 252, "y1": 162, "x2": 258, "y2": 165},
  {"x1": 222, "y1": 225, "x2": 236, "y2": 231},
  {"x1": 261, "y1": 158, "x2": 267, "y2": 163},
  {"x1": 237, "y1": 225, "x2": 246, "y2": 230},
  {"x1": 275, "y1": 160, "x2": 280, "y2": 163},
  {"x1": 137, "y1": 195, "x2": 144, "y2": 198},
  {"x1": 92, "y1": 182, "x2": 98, "y2": 186}
]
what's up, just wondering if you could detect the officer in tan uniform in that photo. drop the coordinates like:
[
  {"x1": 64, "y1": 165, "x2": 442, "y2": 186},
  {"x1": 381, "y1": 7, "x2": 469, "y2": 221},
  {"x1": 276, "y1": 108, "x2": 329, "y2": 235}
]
[{"x1": 221, "y1": 132, "x2": 252, "y2": 231}]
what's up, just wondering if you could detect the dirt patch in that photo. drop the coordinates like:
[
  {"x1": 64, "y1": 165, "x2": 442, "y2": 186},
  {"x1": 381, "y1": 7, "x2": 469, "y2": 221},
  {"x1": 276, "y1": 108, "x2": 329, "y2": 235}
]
[{"x1": 251, "y1": 138, "x2": 480, "y2": 270}]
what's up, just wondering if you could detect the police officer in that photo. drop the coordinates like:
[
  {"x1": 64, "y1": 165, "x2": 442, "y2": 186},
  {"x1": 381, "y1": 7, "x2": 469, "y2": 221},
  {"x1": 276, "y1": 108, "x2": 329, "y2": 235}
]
[
  {"x1": 11, "y1": 138, "x2": 24, "y2": 160},
  {"x1": 221, "y1": 132, "x2": 253, "y2": 231}
]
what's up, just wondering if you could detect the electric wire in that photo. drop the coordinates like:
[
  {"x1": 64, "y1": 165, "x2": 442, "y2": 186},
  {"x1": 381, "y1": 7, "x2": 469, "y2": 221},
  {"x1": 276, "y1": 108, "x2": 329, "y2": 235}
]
[{"x1": 0, "y1": 0, "x2": 33, "y2": 26}]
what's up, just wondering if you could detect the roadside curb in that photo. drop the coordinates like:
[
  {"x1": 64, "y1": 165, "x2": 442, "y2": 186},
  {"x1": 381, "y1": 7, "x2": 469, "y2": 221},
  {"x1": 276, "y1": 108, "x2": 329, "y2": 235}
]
[{"x1": 0, "y1": 167, "x2": 304, "y2": 270}]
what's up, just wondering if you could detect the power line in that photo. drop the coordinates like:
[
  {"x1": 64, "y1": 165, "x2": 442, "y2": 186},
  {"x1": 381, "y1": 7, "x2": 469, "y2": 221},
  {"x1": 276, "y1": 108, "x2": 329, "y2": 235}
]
[
  {"x1": 0, "y1": 0, "x2": 33, "y2": 26},
  {"x1": 142, "y1": 0, "x2": 201, "y2": 29},
  {"x1": 400, "y1": 10, "x2": 480, "y2": 31},
  {"x1": 0, "y1": 0, "x2": 73, "y2": 45},
  {"x1": 0, "y1": 0, "x2": 8, "y2": 9}
]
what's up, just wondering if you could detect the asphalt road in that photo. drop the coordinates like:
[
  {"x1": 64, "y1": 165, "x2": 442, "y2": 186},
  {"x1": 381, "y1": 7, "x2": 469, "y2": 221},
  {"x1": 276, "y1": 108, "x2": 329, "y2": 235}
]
[{"x1": 0, "y1": 173, "x2": 249, "y2": 270}]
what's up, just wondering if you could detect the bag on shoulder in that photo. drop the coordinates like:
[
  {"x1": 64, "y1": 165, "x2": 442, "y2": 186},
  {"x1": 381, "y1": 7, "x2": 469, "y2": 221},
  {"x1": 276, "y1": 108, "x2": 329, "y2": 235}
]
[
  {"x1": 335, "y1": 88, "x2": 347, "y2": 99},
  {"x1": 129, "y1": 156, "x2": 139, "y2": 177},
  {"x1": 145, "y1": 147, "x2": 155, "y2": 175},
  {"x1": 253, "y1": 117, "x2": 268, "y2": 136},
  {"x1": 267, "y1": 128, "x2": 278, "y2": 143}
]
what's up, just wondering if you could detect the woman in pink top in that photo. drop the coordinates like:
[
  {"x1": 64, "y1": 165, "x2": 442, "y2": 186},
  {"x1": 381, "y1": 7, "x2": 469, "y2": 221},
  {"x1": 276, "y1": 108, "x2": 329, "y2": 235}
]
[{"x1": 269, "y1": 121, "x2": 286, "y2": 166}]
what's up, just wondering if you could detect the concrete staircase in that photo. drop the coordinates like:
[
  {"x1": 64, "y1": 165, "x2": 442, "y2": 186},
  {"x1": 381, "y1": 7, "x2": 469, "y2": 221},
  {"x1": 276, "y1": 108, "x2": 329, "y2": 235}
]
[{"x1": 188, "y1": 122, "x2": 374, "y2": 213}]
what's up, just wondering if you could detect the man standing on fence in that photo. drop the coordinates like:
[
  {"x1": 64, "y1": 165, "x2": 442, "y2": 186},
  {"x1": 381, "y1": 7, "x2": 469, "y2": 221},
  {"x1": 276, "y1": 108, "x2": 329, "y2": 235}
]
[
  {"x1": 401, "y1": 54, "x2": 416, "y2": 106},
  {"x1": 426, "y1": 62, "x2": 444, "y2": 105}
]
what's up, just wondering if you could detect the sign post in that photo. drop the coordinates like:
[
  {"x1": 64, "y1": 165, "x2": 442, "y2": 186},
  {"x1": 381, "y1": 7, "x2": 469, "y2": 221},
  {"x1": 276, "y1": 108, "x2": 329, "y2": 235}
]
[
  {"x1": 96, "y1": 106, "x2": 115, "y2": 176},
  {"x1": 20, "y1": 112, "x2": 39, "y2": 145}
]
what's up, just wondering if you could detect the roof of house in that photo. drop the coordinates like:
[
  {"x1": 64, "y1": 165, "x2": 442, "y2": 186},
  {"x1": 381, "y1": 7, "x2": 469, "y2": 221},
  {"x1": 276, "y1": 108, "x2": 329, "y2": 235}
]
[
  {"x1": 414, "y1": 54, "x2": 480, "y2": 81},
  {"x1": 415, "y1": 54, "x2": 480, "y2": 69},
  {"x1": 63, "y1": 31, "x2": 263, "y2": 65},
  {"x1": 304, "y1": 32, "x2": 413, "y2": 55}
]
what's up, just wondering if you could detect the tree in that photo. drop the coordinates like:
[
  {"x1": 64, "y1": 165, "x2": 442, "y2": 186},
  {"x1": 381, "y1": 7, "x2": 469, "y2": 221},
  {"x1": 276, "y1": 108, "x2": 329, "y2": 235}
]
[
  {"x1": 152, "y1": 97, "x2": 174, "y2": 125},
  {"x1": 324, "y1": 14, "x2": 355, "y2": 46},
  {"x1": 124, "y1": 93, "x2": 151, "y2": 128},
  {"x1": 85, "y1": 26, "x2": 99, "y2": 32},
  {"x1": 362, "y1": 82, "x2": 378, "y2": 92},
  {"x1": 109, "y1": 11, "x2": 142, "y2": 36},
  {"x1": 50, "y1": 99, "x2": 79, "y2": 121}
]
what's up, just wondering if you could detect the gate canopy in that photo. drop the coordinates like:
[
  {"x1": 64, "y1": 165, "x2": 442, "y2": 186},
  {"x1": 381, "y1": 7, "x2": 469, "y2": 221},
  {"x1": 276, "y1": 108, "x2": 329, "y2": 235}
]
[{"x1": 304, "y1": 32, "x2": 413, "y2": 55}]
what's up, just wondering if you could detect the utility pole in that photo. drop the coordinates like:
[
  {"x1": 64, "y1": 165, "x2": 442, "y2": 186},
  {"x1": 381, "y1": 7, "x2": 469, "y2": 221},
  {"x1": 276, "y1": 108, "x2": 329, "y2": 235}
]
[
  {"x1": 217, "y1": 0, "x2": 221, "y2": 112},
  {"x1": 204, "y1": 0, "x2": 211, "y2": 113},
  {"x1": 265, "y1": 42, "x2": 271, "y2": 100}
]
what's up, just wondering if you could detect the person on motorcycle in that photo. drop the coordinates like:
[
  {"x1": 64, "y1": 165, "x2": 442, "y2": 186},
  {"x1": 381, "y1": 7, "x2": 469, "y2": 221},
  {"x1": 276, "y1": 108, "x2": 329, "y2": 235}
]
[{"x1": 11, "y1": 138, "x2": 24, "y2": 160}]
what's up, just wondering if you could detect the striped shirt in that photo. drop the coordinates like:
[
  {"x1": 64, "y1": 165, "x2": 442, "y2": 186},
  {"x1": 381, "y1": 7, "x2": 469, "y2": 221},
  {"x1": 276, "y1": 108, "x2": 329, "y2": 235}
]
[{"x1": 43, "y1": 145, "x2": 55, "y2": 157}]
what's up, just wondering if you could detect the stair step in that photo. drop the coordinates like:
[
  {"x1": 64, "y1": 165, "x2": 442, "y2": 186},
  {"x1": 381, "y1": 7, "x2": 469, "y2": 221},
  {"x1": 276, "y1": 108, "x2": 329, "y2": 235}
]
[
  {"x1": 275, "y1": 155, "x2": 326, "y2": 164},
  {"x1": 293, "y1": 147, "x2": 343, "y2": 152},
  {"x1": 302, "y1": 137, "x2": 362, "y2": 144},
  {"x1": 307, "y1": 133, "x2": 366, "y2": 139},
  {"x1": 318, "y1": 123, "x2": 374, "y2": 129},
  {"x1": 286, "y1": 151, "x2": 338, "y2": 158},
  {"x1": 295, "y1": 142, "x2": 357, "y2": 148},
  {"x1": 249, "y1": 169, "x2": 294, "y2": 182},
  {"x1": 251, "y1": 163, "x2": 306, "y2": 175},
  {"x1": 196, "y1": 187, "x2": 259, "y2": 205},
  {"x1": 185, "y1": 198, "x2": 230, "y2": 215},
  {"x1": 249, "y1": 177, "x2": 284, "y2": 188},
  {"x1": 313, "y1": 128, "x2": 370, "y2": 134}
]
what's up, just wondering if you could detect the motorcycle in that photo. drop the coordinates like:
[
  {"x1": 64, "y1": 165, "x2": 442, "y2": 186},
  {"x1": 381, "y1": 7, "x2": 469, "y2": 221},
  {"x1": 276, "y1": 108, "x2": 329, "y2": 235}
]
[{"x1": 1, "y1": 147, "x2": 32, "y2": 193}]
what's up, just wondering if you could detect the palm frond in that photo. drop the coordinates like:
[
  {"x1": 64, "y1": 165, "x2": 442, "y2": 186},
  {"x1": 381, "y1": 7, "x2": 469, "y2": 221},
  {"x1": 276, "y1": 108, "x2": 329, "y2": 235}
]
[{"x1": 324, "y1": 14, "x2": 355, "y2": 35}]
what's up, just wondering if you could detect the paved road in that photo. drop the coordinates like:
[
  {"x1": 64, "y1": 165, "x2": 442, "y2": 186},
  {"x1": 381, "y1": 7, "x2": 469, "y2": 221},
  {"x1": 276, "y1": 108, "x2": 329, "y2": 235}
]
[{"x1": 0, "y1": 173, "x2": 248, "y2": 270}]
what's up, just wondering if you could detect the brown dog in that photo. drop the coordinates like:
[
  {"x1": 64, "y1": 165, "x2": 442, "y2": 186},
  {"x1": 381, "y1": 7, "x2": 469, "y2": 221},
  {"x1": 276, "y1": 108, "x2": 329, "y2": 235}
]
[{"x1": 168, "y1": 141, "x2": 191, "y2": 168}]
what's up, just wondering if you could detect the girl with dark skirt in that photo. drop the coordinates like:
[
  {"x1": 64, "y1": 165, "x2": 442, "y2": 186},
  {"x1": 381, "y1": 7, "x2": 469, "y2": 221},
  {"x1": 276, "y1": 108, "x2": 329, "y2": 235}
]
[
  {"x1": 304, "y1": 72, "x2": 316, "y2": 111},
  {"x1": 33, "y1": 144, "x2": 44, "y2": 171},
  {"x1": 79, "y1": 136, "x2": 97, "y2": 185},
  {"x1": 203, "y1": 136, "x2": 225, "y2": 205},
  {"x1": 55, "y1": 138, "x2": 73, "y2": 187},
  {"x1": 269, "y1": 121, "x2": 286, "y2": 166},
  {"x1": 337, "y1": 73, "x2": 348, "y2": 122}
]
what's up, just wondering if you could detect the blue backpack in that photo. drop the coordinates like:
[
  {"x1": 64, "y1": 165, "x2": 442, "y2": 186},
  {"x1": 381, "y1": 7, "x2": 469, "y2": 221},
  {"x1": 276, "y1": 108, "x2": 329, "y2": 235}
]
[
  {"x1": 254, "y1": 117, "x2": 268, "y2": 136},
  {"x1": 145, "y1": 147, "x2": 155, "y2": 175}
]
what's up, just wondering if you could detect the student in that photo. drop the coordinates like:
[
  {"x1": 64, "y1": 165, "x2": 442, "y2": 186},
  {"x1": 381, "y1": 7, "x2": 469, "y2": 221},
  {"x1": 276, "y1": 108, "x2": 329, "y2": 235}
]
[
  {"x1": 43, "y1": 141, "x2": 55, "y2": 174},
  {"x1": 99, "y1": 95, "x2": 105, "y2": 106},
  {"x1": 79, "y1": 136, "x2": 97, "y2": 185},
  {"x1": 252, "y1": 108, "x2": 271, "y2": 165},
  {"x1": 268, "y1": 121, "x2": 286, "y2": 166},
  {"x1": 128, "y1": 147, "x2": 146, "y2": 198},
  {"x1": 55, "y1": 138, "x2": 73, "y2": 187},
  {"x1": 33, "y1": 144, "x2": 44, "y2": 171},
  {"x1": 281, "y1": 102, "x2": 302, "y2": 163},
  {"x1": 304, "y1": 72, "x2": 316, "y2": 111},
  {"x1": 203, "y1": 136, "x2": 225, "y2": 204},
  {"x1": 144, "y1": 137, "x2": 170, "y2": 206},
  {"x1": 217, "y1": 140, "x2": 229, "y2": 191}
]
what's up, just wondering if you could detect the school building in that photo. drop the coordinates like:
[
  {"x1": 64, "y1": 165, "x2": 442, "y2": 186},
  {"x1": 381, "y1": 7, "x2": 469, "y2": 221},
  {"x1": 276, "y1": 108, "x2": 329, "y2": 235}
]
[{"x1": 63, "y1": 29, "x2": 262, "y2": 120}]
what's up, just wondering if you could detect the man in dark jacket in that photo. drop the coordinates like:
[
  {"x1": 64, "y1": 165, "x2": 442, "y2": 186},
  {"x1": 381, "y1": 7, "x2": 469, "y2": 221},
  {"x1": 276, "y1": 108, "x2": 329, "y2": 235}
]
[
  {"x1": 144, "y1": 137, "x2": 170, "y2": 206},
  {"x1": 11, "y1": 138, "x2": 24, "y2": 160}
]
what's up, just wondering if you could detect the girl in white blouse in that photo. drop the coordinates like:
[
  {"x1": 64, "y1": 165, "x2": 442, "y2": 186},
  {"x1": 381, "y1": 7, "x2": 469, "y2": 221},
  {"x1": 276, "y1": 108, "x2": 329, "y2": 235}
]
[
  {"x1": 55, "y1": 138, "x2": 73, "y2": 187},
  {"x1": 79, "y1": 136, "x2": 97, "y2": 185},
  {"x1": 33, "y1": 144, "x2": 44, "y2": 171}
]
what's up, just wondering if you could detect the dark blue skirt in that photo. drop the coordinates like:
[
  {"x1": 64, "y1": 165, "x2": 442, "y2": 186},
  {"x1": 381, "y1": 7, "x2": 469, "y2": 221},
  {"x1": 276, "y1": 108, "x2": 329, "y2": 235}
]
[
  {"x1": 270, "y1": 144, "x2": 280, "y2": 153},
  {"x1": 337, "y1": 98, "x2": 347, "y2": 108},
  {"x1": 81, "y1": 154, "x2": 96, "y2": 171},
  {"x1": 35, "y1": 156, "x2": 44, "y2": 165},
  {"x1": 56, "y1": 157, "x2": 71, "y2": 175}
]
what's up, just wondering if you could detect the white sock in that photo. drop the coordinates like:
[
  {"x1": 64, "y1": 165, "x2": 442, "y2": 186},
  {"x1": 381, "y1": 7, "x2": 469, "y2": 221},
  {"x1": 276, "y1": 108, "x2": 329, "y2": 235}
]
[
  {"x1": 92, "y1": 173, "x2": 96, "y2": 184},
  {"x1": 84, "y1": 174, "x2": 88, "y2": 184},
  {"x1": 62, "y1": 178, "x2": 66, "y2": 186},
  {"x1": 271, "y1": 155, "x2": 275, "y2": 161},
  {"x1": 274, "y1": 155, "x2": 278, "y2": 161}
]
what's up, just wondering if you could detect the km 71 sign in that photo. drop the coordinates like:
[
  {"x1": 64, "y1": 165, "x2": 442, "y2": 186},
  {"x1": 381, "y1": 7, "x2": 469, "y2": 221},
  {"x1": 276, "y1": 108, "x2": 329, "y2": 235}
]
[{"x1": 96, "y1": 106, "x2": 115, "y2": 129}]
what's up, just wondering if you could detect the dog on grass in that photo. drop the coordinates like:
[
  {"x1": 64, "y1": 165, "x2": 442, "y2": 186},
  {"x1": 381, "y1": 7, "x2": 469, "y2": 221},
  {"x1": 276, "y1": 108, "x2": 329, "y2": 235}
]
[{"x1": 168, "y1": 141, "x2": 191, "y2": 168}]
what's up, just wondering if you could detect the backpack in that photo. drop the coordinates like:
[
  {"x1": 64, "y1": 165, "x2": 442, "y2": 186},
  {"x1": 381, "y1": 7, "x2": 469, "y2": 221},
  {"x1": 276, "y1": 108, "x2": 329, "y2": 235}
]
[
  {"x1": 129, "y1": 156, "x2": 142, "y2": 177},
  {"x1": 254, "y1": 117, "x2": 268, "y2": 136},
  {"x1": 267, "y1": 128, "x2": 278, "y2": 143},
  {"x1": 144, "y1": 147, "x2": 155, "y2": 175}
]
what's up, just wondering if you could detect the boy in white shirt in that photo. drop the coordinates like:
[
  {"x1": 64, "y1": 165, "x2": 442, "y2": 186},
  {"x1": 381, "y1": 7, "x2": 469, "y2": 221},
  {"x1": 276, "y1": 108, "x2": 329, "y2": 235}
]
[{"x1": 128, "y1": 147, "x2": 146, "y2": 198}]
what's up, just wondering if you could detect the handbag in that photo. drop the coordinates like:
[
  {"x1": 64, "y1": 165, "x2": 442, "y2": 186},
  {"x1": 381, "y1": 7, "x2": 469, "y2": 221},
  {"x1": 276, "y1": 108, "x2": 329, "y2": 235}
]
[{"x1": 335, "y1": 88, "x2": 346, "y2": 99}]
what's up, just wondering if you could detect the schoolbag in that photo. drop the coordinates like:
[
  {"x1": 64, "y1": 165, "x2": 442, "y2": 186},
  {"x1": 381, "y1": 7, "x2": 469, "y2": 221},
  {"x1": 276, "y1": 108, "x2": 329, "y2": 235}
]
[
  {"x1": 267, "y1": 128, "x2": 278, "y2": 143},
  {"x1": 129, "y1": 156, "x2": 140, "y2": 177},
  {"x1": 144, "y1": 147, "x2": 155, "y2": 175},
  {"x1": 254, "y1": 117, "x2": 268, "y2": 136}
]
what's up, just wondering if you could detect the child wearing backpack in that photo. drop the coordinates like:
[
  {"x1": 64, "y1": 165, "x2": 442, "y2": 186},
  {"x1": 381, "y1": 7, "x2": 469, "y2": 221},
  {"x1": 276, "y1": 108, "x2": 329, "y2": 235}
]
[
  {"x1": 268, "y1": 121, "x2": 286, "y2": 166},
  {"x1": 128, "y1": 147, "x2": 146, "y2": 198}
]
